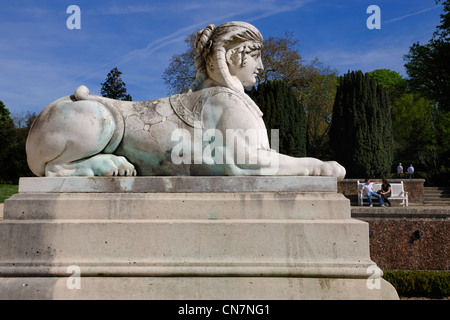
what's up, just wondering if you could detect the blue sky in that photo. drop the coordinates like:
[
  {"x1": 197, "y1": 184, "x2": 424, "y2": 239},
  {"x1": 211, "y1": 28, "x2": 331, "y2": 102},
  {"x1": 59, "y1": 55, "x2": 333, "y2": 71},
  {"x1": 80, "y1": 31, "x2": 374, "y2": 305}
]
[{"x1": 0, "y1": 0, "x2": 443, "y2": 115}]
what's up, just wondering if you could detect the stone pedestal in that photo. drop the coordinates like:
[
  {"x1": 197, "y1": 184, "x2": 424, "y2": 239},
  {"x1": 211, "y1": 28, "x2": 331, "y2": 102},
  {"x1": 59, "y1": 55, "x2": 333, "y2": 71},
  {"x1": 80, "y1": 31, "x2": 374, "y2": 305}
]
[{"x1": 0, "y1": 176, "x2": 398, "y2": 299}]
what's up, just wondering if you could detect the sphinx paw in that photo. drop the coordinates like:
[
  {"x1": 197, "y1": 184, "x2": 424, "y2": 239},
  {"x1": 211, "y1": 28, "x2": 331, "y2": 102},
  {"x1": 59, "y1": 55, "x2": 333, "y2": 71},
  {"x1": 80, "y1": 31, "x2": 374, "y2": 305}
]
[
  {"x1": 320, "y1": 161, "x2": 346, "y2": 181},
  {"x1": 90, "y1": 154, "x2": 137, "y2": 176}
]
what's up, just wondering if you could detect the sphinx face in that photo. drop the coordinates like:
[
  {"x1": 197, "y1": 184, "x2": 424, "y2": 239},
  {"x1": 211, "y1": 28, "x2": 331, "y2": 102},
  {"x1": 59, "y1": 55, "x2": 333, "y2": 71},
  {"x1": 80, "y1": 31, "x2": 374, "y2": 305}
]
[{"x1": 227, "y1": 44, "x2": 264, "y2": 87}]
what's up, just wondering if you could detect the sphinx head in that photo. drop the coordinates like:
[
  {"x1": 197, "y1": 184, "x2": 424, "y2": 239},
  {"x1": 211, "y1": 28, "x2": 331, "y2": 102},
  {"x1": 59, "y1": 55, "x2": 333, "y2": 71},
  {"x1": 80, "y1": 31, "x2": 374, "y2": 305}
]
[{"x1": 192, "y1": 21, "x2": 264, "y2": 92}]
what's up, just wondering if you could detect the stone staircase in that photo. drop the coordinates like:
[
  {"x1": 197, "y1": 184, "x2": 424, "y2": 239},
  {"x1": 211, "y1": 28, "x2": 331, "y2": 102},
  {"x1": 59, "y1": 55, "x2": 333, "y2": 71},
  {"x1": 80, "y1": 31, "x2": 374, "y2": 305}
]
[{"x1": 424, "y1": 187, "x2": 450, "y2": 206}]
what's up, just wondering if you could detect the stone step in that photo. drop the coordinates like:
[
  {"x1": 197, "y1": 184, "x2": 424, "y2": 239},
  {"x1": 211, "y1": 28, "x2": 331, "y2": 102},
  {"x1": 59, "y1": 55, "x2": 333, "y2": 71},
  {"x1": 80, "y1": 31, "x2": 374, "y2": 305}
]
[
  {"x1": 424, "y1": 190, "x2": 450, "y2": 196},
  {"x1": 424, "y1": 201, "x2": 450, "y2": 206},
  {"x1": 4, "y1": 192, "x2": 351, "y2": 220},
  {"x1": 423, "y1": 187, "x2": 450, "y2": 206},
  {"x1": 423, "y1": 197, "x2": 450, "y2": 202},
  {"x1": 0, "y1": 218, "x2": 371, "y2": 274},
  {"x1": 424, "y1": 199, "x2": 450, "y2": 204},
  {"x1": 424, "y1": 186, "x2": 450, "y2": 190},
  {"x1": 423, "y1": 195, "x2": 450, "y2": 199},
  {"x1": 424, "y1": 187, "x2": 450, "y2": 193},
  {"x1": 423, "y1": 196, "x2": 450, "y2": 200},
  {"x1": 0, "y1": 276, "x2": 397, "y2": 300}
]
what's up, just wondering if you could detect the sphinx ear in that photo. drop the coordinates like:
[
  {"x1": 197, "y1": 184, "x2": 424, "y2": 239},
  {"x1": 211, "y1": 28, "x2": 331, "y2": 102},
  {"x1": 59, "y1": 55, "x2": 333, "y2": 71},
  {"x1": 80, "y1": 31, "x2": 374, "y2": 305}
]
[
  {"x1": 225, "y1": 49, "x2": 235, "y2": 65},
  {"x1": 225, "y1": 48, "x2": 242, "y2": 67}
]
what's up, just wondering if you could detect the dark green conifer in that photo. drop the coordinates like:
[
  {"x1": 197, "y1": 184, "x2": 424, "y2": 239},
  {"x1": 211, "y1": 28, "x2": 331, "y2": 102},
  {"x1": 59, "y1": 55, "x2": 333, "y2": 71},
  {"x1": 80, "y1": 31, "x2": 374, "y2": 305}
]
[
  {"x1": 329, "y1": 71, "x2": 393, "y2": 178},
  {"x1": 248, "y1": 80, "x2": 306, "y2": 157}
]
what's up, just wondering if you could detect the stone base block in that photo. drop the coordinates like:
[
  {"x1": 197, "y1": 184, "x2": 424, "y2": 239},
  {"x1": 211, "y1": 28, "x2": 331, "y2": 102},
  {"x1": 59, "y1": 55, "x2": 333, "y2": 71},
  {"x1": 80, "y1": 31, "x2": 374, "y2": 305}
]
[
  {"x1": 0, "y1": 177, "x2": 399, "y2": 300},
  {"x1": 0, "y1": 277, "x2": 398, "y2": 300}
]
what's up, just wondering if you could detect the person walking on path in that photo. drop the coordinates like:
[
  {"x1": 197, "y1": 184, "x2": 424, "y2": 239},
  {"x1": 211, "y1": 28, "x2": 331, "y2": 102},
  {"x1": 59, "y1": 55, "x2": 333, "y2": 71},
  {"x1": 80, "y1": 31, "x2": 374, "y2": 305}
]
[
  {"x1": 407, "y1": 164, "x2": 414, "y2": 179},
  {"x1": 397, "y1": 163, "x2": 403, "y2": 178},
  {"x1": 360, "y1": 179, "x2": 385, "y2": 207}
]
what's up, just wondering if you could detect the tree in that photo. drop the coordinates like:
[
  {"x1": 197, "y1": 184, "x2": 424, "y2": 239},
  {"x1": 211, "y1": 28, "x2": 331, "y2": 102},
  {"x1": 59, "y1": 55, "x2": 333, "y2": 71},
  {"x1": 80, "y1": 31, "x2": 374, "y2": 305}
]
[
  {"x1": 256, "y1": 32, "x2": 303, "y2": 86},
  {"x1": 300, "y1": 60, "x2": 338, "y2": 159},
  {"x1": 329, "y1": 71, "x2": 394, "y2": 178},
  {"x1": 162, "y1": 33, "x2": 198, "y2": 95},
  {"x1": 367, "y1": 69, "x2": 409, "y2": 167},
  {"x1": 0, "y1": 102, "x2": 36, "y2": 183},
  {"x1": 12, "y1": 111, "x2": 37, "y2": 128},
  {"x1": 392, "y1": 93, "x2": 437, "y2": 169},
  {"x1": 12, "y1": 112, "x2": 36, "y2": 181},
  {"x1": 403, "y1": 1, "x2": 450, "y2": 184},
  {"x1": 248, "y1": 80, "x2": 306, "y2": 157},
  {"x1": 367, "y1": 69, "x2": 445, "y2": 175},
  {"x1": 100, "y1": 67, "x2": 132, "y2": 101},
  {"x1": 404, "y1": 0, "x2": 450, "y2": 112},
  {"x1": 367, "y1": 69, "x2": 407, "y2": 106},
  {"x1": 0, "y1": 101, "x2": 15, "y2": 182}
]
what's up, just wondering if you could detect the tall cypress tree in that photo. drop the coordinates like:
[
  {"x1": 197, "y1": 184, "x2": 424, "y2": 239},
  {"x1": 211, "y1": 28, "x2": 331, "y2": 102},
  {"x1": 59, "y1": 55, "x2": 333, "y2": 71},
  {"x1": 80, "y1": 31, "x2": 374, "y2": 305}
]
[
  {"x1": 248, "y1": 80, "x2": 306, "y2": 157},
  {"x1": 101, "y1": 67, "x2": 132, "y2": 101},
  {"x1": 329, "y1": 71, "x2": 393, "y2": 178}
]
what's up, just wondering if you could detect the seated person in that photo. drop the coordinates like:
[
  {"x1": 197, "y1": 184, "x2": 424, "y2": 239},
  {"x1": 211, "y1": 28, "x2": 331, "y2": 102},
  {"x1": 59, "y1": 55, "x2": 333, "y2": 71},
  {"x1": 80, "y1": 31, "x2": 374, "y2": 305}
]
[
  {"x1": 377, "y1": 179, "x2": 391, "y2": 207},
  {"x1": 360, "y1": 179, "x2": 385, "y2": 207}
]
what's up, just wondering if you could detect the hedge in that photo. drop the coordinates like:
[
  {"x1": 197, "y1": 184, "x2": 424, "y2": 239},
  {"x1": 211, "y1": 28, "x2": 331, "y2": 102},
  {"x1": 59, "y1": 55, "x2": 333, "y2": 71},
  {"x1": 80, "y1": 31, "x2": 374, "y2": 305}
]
[{"x1": 383, "y1": 270, "x2": 450, "y2": 298}]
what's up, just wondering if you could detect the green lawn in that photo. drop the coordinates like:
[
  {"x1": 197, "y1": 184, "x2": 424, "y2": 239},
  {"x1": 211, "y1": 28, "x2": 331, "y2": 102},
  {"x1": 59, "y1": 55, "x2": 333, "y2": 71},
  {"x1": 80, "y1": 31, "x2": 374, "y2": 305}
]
[{"x1": 0, "y1": 184, "x2": 18, "y2": 203}]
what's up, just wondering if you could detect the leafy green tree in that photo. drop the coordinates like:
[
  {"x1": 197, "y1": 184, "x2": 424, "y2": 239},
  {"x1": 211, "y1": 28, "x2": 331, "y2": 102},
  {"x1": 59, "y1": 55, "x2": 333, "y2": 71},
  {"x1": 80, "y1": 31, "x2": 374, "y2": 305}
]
[
  {"x1": 329, "y1": 71, "x2": 394, "y2": 178},
  {"x1": 300, "y1": 60, "x2": 338, "y2": 159},
  {"x1": 0, "y1": 104, "x2": 36, "y2": 183},
  {"x1": 248, "y1": 80, "x2": 306, "y2": 157},
  {"x1": 100, "y1": 67, "x2": 132, "y2": 101},
  {"x1": 256, "y1": 32, "x2": 303, "y2": 86},
  {"x1": 162, "y1": 33, "x2": 198, "y2": 94},
  {"x1": 12, "y1": 112, "x2": 36, "y2": 181},
  {"x1": 0, "y1": 101, "x2": 18, "y2": 183},
  {"x1": 0, "y1": 101, "x2": 14, "y2": 181},
  {"x1": 403, "y1": 1, "x2": 450, "y2": 183},
  {"x1": 367, "y1": 69, "x2": 407, "y2": 106},
  {"x1": 404, "y1": 0, "x2": 450, "y2": 112},
  {"x1": 392, "y1": 94, "x2": 437, "y2": 169}
]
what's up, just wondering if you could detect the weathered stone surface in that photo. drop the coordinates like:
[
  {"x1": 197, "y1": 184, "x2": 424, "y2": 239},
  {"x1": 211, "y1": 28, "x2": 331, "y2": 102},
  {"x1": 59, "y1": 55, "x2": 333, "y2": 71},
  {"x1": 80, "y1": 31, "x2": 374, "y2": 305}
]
[
  {"x1": 4, "y1": 192, "x2": 349, "y2": 220},
  {"x1": 0, "y1": 277, "x2": 397, "y2": 300},
  {"x1": 0, "y1": 176, "x2": 398, "y2": 300},
  {"x1": 18, "y1": 176, "x2": 337, "y2": 193}
]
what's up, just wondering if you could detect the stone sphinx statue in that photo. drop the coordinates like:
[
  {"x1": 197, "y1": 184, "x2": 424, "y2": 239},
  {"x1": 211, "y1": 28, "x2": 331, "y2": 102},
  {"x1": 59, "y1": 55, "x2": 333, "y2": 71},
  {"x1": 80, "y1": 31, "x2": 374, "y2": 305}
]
[{"x1": 26, "y1": 21, "x2": 346, "y2": 180}]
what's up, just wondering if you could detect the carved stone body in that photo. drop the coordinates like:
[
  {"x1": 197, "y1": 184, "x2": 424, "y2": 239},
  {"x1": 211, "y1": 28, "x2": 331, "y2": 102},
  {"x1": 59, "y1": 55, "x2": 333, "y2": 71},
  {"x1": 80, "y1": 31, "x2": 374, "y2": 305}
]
[{"x1": 27, "y1": 85, "x2": 272, "y2": 177}]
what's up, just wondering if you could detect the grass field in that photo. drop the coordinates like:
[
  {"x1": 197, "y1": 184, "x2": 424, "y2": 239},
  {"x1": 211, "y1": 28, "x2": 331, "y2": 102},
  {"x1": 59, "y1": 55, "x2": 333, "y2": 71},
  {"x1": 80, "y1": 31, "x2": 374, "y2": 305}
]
[{"x1": 0, "y1": 184, "x2": 18, "y2": 203}]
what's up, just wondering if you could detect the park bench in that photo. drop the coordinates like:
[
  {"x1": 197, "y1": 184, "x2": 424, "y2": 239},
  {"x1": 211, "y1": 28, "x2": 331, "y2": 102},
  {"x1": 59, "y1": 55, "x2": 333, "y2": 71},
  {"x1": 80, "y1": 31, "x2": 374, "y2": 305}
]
[{"x1": 357, "y1": 180, "x2": 408, "y2": 207}]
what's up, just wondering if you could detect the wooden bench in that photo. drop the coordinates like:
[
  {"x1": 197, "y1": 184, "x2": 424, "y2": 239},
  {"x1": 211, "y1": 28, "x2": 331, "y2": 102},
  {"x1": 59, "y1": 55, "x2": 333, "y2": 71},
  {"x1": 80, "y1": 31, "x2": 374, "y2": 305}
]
[{"x1": 357, "y1": 180, "x2": 409, "y2": 207}]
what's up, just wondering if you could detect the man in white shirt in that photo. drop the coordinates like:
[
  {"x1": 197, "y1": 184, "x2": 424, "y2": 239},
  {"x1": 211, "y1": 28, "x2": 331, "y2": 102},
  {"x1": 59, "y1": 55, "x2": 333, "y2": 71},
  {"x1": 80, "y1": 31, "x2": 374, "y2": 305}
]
[
  {"x1": 360, "y1": 179, "x2": 385, "y2": 207},
  {"x1": 397, "y1": 163, "x2": 403, "y2": 177}
]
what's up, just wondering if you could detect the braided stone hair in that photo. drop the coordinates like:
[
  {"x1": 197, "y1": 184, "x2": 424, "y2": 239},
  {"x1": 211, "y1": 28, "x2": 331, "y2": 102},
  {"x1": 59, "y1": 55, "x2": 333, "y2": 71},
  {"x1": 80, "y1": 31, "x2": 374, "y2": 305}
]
[{"x1": 188, "y1": 21, "x2": 263, "y2": 92}]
